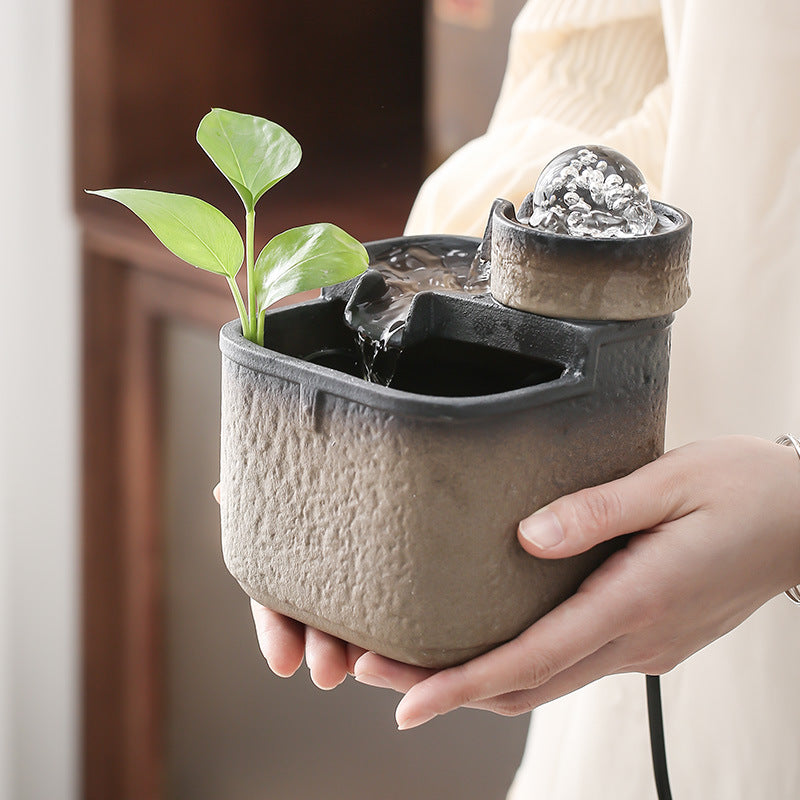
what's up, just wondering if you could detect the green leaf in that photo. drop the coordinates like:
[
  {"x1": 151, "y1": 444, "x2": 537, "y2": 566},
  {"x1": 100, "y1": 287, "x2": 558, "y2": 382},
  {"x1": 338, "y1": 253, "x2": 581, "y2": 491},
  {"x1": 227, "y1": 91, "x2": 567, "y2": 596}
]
[
  {"x1": 87, "y1": 188, "x2": 244, "y2": 278},
  {"x1": 255, "y1": 223, "x2": 369, "y2": 312},
  {"x1": 196, "y1": 109, "x2": 302, "y2": 211}
]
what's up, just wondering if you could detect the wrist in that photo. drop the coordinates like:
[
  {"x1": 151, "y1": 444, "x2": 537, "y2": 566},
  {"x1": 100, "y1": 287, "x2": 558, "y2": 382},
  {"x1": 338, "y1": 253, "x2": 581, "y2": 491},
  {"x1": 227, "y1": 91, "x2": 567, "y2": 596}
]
[{"x1": 775, "y1": 434, "x2": 800, "y2": 604}]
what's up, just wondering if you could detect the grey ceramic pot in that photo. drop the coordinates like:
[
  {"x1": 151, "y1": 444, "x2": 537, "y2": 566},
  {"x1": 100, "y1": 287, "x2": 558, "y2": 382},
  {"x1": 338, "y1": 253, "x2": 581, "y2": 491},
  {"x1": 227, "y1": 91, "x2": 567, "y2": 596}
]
[
  {"x1": 219, "y1": 235, "x2": 672, "y2": 668},
  {"x1": 487, "y1": 199, "x2": 692, "y2": 320}
]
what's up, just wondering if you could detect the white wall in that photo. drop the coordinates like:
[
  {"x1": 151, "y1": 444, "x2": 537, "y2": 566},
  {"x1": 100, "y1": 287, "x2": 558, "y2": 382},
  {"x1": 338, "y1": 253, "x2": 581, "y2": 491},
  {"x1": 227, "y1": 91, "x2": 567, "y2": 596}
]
[{"x1": 0, "y1": 1, "x2": 79, "y2": 798}]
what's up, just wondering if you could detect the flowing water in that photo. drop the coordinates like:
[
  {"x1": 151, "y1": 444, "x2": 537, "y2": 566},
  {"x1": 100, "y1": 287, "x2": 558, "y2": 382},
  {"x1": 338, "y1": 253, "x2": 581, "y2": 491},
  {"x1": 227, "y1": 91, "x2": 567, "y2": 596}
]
[
  {"x1": 345, "y1": 245, "x2": 490, "y2": 345},
  {"x1": 343, "y1": 245, "x2": 490, "y2": 384}
]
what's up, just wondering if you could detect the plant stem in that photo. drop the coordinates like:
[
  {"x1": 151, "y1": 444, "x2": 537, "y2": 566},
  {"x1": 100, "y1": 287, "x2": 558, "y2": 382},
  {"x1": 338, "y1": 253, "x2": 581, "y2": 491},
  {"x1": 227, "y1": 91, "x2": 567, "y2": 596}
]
[
  {"x1": 246, "y1": 207, "x2": 256, "y2": 334},
  {"x1": 226, "y1": 276, "x2": 250, "y2": 338},
  {"x1": 256, "y1": 309, "x2": 266, "y2": 347}
]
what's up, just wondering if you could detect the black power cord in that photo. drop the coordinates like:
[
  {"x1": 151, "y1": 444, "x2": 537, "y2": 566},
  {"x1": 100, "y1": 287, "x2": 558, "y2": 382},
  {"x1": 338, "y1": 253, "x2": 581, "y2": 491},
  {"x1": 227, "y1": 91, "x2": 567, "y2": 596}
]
[{"x1": 646, "y1": 675, "x2": 673, "y2": 800}]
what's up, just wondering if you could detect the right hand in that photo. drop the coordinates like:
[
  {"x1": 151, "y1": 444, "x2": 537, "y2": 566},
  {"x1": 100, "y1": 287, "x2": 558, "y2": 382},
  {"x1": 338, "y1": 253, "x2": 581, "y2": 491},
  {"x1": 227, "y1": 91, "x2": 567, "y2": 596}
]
[{"x1": 213, "y1": 483, "x2": 364, "y2": 689}]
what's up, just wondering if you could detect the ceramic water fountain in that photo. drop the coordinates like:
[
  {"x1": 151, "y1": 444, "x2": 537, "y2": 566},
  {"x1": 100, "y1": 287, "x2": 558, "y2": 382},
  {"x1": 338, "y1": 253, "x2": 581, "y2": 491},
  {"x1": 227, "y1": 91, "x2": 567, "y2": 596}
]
[{"x1": 219, "y1": 146, "x2": 692, "y2": 668}]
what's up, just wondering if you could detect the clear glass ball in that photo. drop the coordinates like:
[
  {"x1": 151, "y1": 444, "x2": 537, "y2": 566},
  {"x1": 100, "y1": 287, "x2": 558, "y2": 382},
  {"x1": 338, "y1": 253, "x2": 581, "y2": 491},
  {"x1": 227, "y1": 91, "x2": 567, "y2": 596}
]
[{"x1": 525, "y1": 145, "x2": 657, "y2": 238}]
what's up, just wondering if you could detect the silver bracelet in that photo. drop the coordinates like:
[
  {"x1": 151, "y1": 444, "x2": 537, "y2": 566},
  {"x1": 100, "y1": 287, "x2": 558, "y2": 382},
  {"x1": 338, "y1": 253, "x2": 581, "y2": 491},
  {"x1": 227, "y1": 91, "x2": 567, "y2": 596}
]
[{"x1": 775, "y1": 434, "x2": 800, "y2": 604}]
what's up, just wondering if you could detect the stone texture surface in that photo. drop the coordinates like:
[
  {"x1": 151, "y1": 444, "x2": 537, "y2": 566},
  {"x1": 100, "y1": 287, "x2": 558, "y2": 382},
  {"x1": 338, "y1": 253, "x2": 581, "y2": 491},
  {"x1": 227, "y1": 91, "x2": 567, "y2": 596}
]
[
  {"x1": 220, "y1": 316, "x2": 670, "y2": 668},
  {"x1": 489, "y1": 199, "x2": 692, "y2": 320}
]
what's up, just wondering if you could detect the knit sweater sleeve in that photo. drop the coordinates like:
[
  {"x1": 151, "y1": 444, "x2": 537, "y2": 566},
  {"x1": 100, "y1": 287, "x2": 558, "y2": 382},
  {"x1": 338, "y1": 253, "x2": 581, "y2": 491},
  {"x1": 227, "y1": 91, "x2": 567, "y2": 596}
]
[{"x1": 405, "y1": 0, "x2": 669, "y2": 237}]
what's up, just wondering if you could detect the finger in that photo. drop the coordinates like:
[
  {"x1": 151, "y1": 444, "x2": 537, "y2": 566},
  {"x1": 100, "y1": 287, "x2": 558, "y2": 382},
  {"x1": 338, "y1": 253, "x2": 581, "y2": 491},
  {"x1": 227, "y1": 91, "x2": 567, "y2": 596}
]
[
  {"x1": 212, "y1": 483, "x2": 221, "y2": 504},
  {"x1": 345, "y1": 643, "x2": 368, "y2": 675},
  {"x1": 461, "y1": 640, "x2": 627, "y2": 717},
  {"x1": 393, "y1": 569, "x2": 635, "y2": 729},
  {"x1": 353, "y1": 652, "x2": 435, "y2": 692},
  {"x1": 518, "y1": 453, "x2": 687, "y2": 558},
  {"x1": 250, "y1": 599, "x2": 305, "y2": 677},
  {"x1": 305, "y1": 627, "x2": 350, "y2": 690}
]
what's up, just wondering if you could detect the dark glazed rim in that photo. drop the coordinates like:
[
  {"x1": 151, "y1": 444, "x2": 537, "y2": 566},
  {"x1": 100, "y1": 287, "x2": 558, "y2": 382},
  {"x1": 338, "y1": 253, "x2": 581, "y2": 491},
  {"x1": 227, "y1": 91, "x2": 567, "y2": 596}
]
[
  {"x1": 219, "y1": 234, "x2": 673, "y2": 421},
  {"x1": 491, "y1": 199, "x2": 692, "y2": 255},
  {"x1": 219, "y1": 317, "x2": 588, "y2": 421}
]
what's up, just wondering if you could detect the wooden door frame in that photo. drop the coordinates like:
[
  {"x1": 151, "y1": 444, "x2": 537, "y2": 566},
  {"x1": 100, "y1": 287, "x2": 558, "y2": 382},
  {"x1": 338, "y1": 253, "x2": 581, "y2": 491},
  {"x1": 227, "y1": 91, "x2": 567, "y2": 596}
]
[
  {"x1": 81, "y1": 217, "x2": 229, "y2": 799},
  {"x1": 80, "y1": 215, "x2": 319, "y2": 798}
]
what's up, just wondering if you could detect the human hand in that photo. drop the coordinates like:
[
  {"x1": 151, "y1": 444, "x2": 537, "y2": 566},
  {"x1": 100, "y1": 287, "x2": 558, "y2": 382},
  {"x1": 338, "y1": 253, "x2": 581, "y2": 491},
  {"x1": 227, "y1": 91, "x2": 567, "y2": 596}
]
[
  {"x1": 353, "y1": 436, "x2": 800, "y2": 729},
  {"x1": 248, "y1": 600, "x2": 366, "y2": 689},
  {"x1": 213, "y1": 483, "x2": 366, "y2": 688}
]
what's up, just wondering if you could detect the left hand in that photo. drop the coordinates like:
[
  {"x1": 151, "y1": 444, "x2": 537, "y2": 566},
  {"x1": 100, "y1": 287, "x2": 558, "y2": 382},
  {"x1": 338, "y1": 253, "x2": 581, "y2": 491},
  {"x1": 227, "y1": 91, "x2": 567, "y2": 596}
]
[{"x1": 353, "y1": 436, "x2": 800, "y2": 730}]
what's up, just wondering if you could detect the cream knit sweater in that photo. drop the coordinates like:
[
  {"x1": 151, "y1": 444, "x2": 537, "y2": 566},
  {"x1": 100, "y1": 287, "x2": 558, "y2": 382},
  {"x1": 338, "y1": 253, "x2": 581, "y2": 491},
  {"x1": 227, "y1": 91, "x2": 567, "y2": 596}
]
[{"x1": 407, "y1": 1, "x2": 800, "y2": 797}]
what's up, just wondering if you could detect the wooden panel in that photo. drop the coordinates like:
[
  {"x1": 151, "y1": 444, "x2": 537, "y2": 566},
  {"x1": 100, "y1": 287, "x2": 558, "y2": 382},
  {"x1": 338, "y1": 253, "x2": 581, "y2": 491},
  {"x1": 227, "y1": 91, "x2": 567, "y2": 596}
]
[
  {"x1": 80, "y1": 246, "x2": 127, "y2": 799},
  {"x1": 80, "y1": 245, "x2": 231, "y2": 799},
  {"x1": 74, "y1": 0, "x2": 424, "y2": 204},
  {"x1": 73, "y1": 0, "x2": 117, "y2": 199}
]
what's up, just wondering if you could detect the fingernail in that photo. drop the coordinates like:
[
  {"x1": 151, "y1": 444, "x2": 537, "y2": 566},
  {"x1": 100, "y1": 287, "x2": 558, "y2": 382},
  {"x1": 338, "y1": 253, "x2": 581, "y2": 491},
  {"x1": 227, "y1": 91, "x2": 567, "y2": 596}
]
[
  {"x1": 354, "y1": 672, "x2": 391, "y2": 689},
  {"x1": 397, "y1": 711, "x2": 436, "y2": 731},
  {"x1": 519, "y1": 509, "x2": 564, "y2": 549},
  {"x1": 268, "y1": 663, "x2": 294, "y2": 679}
]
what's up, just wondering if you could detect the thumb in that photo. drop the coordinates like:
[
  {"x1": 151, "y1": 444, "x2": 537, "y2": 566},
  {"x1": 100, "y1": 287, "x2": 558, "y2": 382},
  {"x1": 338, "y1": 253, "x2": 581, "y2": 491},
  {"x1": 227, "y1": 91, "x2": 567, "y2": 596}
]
[{"x1": 517, "y1": 458, "x2": 681, "y2": 558}]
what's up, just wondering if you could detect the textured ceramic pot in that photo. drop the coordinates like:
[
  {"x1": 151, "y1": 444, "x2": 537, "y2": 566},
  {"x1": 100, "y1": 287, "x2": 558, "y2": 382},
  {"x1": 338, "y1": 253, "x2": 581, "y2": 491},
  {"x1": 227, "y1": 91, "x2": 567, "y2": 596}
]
[
  {"x1": 219, "y1": 235, "x2": 672, "y2": 668},
  {"x1": 487, "y1": 198, "x2": 692, "y2": 320}
]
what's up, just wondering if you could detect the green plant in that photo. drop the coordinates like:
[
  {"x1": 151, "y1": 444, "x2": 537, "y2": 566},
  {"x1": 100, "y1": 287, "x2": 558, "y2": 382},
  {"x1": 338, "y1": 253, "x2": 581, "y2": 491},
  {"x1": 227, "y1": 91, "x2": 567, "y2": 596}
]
[{"x1": 88, "y1": 109, "x2": 369, "y2": 345}]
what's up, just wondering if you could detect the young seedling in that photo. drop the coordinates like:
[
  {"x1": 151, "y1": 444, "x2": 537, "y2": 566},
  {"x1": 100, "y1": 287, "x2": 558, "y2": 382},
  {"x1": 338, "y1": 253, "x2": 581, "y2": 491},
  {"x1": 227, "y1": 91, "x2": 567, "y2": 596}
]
[{"x1": 88, "y1": 109, "x2": 369, "y2": 345}]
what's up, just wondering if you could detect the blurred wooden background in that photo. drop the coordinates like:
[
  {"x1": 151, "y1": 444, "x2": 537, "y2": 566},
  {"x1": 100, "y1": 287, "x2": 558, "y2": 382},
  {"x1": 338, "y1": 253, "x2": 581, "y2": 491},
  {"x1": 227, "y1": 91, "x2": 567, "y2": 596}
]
[{"x1": 74, "y1": 1, "x2": 527, "y2": 797}]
